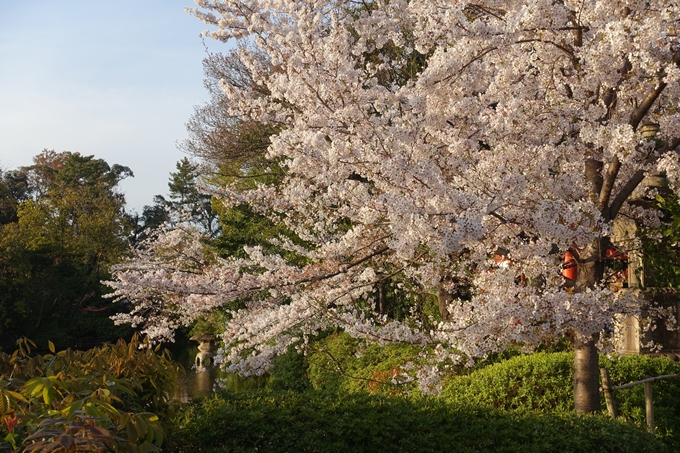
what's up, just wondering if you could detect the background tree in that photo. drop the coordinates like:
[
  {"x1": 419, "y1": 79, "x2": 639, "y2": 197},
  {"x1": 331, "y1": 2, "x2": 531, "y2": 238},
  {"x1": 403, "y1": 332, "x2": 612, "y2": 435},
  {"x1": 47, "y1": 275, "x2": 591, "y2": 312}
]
[
  {"x1": 0, "y1": 168, "x2": 29, "y2": 226},
  {"x1": 180, "y1": 49, "x2": 278, "y2": 187},
  {"x1": 0, "y1": 151, "x2": 134, "y2": 349},
  {"x1": 129, "y1": 195, "x2": 171, "y2": 246},
  {"x1": 130, "y1": 157, "x2": 221, "y2": 247},
  {"x1": 166, "y1": 157, "x2": 220, "y2": 237}
]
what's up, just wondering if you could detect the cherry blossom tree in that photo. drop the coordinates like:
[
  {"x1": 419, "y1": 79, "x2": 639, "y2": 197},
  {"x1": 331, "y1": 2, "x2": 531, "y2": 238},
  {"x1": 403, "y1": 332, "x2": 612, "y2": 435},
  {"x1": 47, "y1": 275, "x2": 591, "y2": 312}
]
[{"x1": 107, "y1": 0, "x2": 680, "y2": 413}]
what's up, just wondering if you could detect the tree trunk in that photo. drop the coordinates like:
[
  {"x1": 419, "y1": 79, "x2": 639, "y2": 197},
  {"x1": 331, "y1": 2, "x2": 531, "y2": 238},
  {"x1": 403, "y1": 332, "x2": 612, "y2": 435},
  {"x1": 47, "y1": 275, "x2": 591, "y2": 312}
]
[
  {"x1": 574, "y1": 336, "x2": 601, "y2": 413},
  {"x1": 572, "y1": 238, "x2": 605, "y2": 414},
  {"x1": 377, "y1": 282, "x2": 385, "y2": 315}
]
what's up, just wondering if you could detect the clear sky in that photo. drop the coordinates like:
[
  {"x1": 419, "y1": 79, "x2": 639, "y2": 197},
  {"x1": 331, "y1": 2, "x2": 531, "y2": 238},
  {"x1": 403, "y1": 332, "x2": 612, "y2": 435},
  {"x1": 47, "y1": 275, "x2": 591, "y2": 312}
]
[{"x1": 0, "y1": 0, "x2": 231, "y2": 214}]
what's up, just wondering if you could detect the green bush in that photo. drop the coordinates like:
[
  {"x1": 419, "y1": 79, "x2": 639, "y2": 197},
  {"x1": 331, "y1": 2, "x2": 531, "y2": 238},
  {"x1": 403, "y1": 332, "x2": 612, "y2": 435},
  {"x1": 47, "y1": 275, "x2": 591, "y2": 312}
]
[
  {"x1": 305, "y1": 332, "x2": 422, "y2": 394},
  {"x1": 302, "y1": 332, "x2": 558, "y2": 396},
  {"x1": 267, "y1": 346, "x2": 311, "y2": 393},
  {"x1": 169, "y1": 390, "x2": 664, "y2": 453},
  {"x1": 442, "y1": 352, "x2": 680, "y2": 450},
  {"x1": 442, "y1": 352, "x2": 575, "y2": 411},
  {"x1": 600, "y1": 354, "x2": 680, "y2": 449}
]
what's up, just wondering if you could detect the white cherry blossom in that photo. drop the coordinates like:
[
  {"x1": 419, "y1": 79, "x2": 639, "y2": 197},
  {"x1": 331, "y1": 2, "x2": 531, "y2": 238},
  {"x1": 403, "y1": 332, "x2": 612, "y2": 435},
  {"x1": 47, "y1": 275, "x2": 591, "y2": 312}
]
[{"x1": 107, "y1": 0, "x2": 680, "y2": 412}]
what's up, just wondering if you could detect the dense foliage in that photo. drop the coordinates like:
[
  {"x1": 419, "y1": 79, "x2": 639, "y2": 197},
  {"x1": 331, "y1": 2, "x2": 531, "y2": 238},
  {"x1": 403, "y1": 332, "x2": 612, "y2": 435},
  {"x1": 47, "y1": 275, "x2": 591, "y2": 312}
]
[
  {"x1": 169, "y1": 389, "x2": 664, "y2": 453},
  {"x1": 303, "y1": 332, "x2": 424, "y2": 395},
  {"x1": 638, "y1": 193, "x2": 680, "y2": 288},
  {"x1": 0, "y1": 151, "x2": 134, "y2": 349},
  {"x1": 0, "y1": 335, "x2": 179, "y2": 452},
  {"x1": 259, "y1": 341, "x2": 680, "y2": 450},
  {"x1": 441, "y1": 352, "x2": 680, "y2": 450}
]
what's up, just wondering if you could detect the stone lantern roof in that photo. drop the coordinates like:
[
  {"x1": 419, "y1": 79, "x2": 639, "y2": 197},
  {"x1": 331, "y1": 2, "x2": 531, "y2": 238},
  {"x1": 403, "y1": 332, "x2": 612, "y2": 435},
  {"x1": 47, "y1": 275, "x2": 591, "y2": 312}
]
[{"x1": 189, "y1": 334, "x2": 218, "y2": 343}]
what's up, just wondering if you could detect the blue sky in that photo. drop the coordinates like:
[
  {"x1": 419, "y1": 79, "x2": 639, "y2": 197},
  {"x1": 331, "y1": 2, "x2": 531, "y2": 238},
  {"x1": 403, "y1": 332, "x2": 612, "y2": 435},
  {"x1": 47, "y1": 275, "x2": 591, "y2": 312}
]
[{"x1": 0, "y1": 1, "x2": 231, "y2": 213}]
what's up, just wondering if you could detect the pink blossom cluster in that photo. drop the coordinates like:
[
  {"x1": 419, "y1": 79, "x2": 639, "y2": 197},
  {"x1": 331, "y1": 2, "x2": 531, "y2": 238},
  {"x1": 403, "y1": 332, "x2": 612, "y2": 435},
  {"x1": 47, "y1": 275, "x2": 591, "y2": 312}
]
[{"x1": 108, "y1": 1, "x2": 680, "y2": 386}]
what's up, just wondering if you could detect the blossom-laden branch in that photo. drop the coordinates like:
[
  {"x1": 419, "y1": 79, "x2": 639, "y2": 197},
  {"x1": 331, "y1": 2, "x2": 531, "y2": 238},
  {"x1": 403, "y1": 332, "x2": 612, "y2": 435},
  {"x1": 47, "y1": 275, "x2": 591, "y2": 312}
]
[{"x1": 109, "y1": 1, "x2": 680, "y2": 388}]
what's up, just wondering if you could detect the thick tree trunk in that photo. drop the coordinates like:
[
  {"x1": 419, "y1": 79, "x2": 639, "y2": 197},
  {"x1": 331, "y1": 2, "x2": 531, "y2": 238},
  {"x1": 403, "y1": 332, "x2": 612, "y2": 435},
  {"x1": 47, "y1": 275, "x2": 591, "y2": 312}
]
[
  {"x1": 573, "y1": 336, "x2": 601, "y2": 413},
  {"x1": 572, "y1": 238, "x2": 606, "y2": 414}
]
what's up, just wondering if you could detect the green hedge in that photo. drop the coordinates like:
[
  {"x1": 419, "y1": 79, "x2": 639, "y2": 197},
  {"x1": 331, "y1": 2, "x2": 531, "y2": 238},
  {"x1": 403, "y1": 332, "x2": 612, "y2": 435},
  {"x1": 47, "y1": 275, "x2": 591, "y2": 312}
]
[
  {"x1": 302, "y1": 333, "x2": 537, "y2": 396},
  {"x1": 601, "y1": 354, "x2": 680, "y2": 448},
  {"x1": 270, "y1": 332, "x2": 527, "y2": 396},
  {"x1": 441, "y1": 352, "x2": 575, "y2": 411},
  {"x1": 442, "y1": 352, "x2": 680, "y2": 449},
  {"x1": 168, "y1": 390, "x2": 663, "y2": 453}
]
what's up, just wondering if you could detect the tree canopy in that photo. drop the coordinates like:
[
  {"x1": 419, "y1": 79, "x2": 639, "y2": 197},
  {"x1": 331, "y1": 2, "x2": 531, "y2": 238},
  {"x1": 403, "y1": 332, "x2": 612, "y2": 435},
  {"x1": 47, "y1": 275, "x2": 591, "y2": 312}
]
[
  {"x1": 108, "y1": 0, "x2": 680, "y2": 412},
  {"x1": 0, "y1": 151, "x2": 134, "y2": 349}
]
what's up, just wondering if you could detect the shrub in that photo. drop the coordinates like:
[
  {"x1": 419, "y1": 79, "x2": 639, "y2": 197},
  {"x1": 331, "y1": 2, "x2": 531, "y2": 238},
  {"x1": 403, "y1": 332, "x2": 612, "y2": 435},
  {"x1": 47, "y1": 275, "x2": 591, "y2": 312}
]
[
  {"x1": 303, "y1": 332, "x2": 554, "y2": 396},
  {"x1": 267, "y1": 346, "x2": 311, "y2": 393},
  {"x1": 0, "y1": 335, "x2": 179, "y2": 452},
  {"x1": 169, "y1": 389, "x2": 664, "y2": 453},
  {"x1": 305, "y1": 332, "x2": 422, "y2": 394},
  {"x1": 600, "y1": 354, "x2": 680, "y2": 450},
  {"x1": 442, "y1": 352, "x2": 680, "y2": 450},
  {"x1": 441, "y1": 352, "x2": 575, "y2": 411}
]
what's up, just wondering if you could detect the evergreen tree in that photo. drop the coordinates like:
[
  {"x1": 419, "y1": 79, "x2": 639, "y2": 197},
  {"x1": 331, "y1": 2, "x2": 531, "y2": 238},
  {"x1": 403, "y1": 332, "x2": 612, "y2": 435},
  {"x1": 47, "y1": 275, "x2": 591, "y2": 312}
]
[
  {"x1": 167, "y1": 158, "x2": 219, "y2": 237},
  {"x1": 0, "y1": 151, "x2": 134, "y2": 349}
]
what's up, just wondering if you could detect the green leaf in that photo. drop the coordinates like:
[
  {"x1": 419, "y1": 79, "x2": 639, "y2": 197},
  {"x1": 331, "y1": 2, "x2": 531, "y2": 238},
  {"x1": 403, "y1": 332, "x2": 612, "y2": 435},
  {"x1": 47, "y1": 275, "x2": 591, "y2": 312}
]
[
  {"x1": 42, "y1": 386, "x2": 52, "y2": 405},
  {"x1": 0, "y1": 393, "x2": 9, "y2": 414},
  {"x1": 126, "y1": 419, "x2": 139, "y2": 443},
  {"x1": 4, "y1": 390, "x2": 27, "y2": 403},
  {"x1": 86, "y1": 398, "x2": 121, "y2": 419},
  {"x1": 62, "y1": 398, "x2": 84, "y2": 418}
]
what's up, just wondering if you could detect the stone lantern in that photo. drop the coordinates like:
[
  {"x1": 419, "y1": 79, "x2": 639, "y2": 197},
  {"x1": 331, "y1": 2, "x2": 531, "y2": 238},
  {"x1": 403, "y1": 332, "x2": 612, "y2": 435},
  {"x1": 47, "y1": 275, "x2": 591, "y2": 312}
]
[{"x1": 190, "y1": 334, "x2": 218, "y2": 368}]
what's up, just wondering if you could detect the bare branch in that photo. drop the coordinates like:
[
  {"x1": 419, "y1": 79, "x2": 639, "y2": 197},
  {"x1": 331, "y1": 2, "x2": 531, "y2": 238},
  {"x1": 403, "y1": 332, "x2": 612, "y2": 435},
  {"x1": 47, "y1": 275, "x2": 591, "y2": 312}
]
[{"x1": 629, "y1": 51, "x2": 680, "y2": 130}]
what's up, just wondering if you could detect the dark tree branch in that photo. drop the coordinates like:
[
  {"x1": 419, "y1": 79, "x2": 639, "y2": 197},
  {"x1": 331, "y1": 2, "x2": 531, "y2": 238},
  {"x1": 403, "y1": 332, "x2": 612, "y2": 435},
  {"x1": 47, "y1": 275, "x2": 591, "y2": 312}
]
[
  {"x1": 585, "y1": 158, "x2": 603, "y2": 203},
  {"x1": 605, "y1": 52, "x2": 680, "y2": 219},
  {"x1": 608, "y1": 169, "x2": 645, "y2": 221},
  {"x1": 629, "y1": 83, "x2": 667, "y2": 131},
  {"x1": 658, "y1": 137, "x2": 680, "y2": 155},
  {"x1": 608, "y1": 138, "x2": 680, "y2": 221},
  {"x1": 598, "y1": 157, "x2": 621, "y2": 214},
  {"x1": 629, "y1": 51, "x2": 680, "y2": 130}
]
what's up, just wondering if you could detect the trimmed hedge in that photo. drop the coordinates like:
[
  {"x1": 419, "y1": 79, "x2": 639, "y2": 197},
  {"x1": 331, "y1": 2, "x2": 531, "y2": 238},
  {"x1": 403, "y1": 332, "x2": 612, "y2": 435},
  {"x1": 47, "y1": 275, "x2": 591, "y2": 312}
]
[
  {"x1": 601, "y1": 354, "x2": 680, "y2": 449},
  {"x1": 441, "y1": 352, "x2": 575, "y2": 411},
  {"x1": 442, "y1": 352, "x2": 680, "y2": 450},
  {"x1": 168, "y1": 390, "x2": 664, "y2": 453}
]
